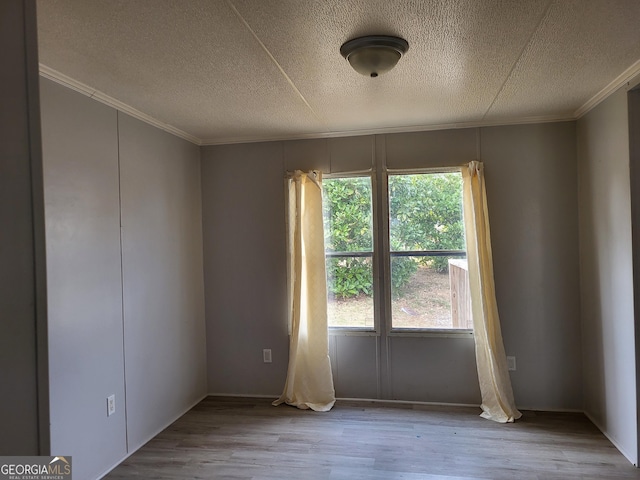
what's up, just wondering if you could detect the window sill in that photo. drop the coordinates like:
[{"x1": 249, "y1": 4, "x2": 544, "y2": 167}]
[
  {"x1": 328, "y1": 327, "x2": 474, "y2": 338},
  {"x1": 329, "y1": 327, "x2": 377, "y2": 336},
  {"x1": 389, "y1": 328, "x2": 473, "y2": 338}
]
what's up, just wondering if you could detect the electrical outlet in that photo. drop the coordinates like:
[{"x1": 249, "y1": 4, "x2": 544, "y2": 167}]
[
  {"x1": 107, "y1": 394, "x2": 116, "y2": 416},
  {"x1": 263, "y1": 349, "x2": 272, "y2": 363},
  {"x1": 507, "y1": 356, "x2": 516, "y2": 371}
]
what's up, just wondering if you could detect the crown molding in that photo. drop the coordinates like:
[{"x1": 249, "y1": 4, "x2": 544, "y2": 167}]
[
  {"x1": 42, "y1": 62, "x2": 635, "y2": 148},
  {"x1": 574, "y1": 58, "x2": 640, "y2": 119},
  {"x1": 199, "y1": 114, "x2": 575, "y2": 146},
  {"x1": 39, "y1": 64, "x2": 201, "y2": 145}
]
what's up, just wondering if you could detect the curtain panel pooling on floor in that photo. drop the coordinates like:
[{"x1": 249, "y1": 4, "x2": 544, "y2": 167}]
[
  {"x1": 273, "y1": 170, "x2": 336, "y2": 412},
  {"x1": 462, "y1": 161, "x2": 521, "y2": 423}
]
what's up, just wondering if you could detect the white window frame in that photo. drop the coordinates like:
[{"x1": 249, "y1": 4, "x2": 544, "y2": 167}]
[
  {"x1": 324, "y1": 167, "x2": 473, "y2": 338},
  {"x1": 324, "y1": 171, "x2": 380, "y2": 335},
  {"x1": 384, "y1": 167, "x2": 472, "y2": 337}
]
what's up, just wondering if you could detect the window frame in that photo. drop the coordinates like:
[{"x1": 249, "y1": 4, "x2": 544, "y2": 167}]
[
  {"x1": 384, "y1": 167, "x2": 472, "y2": 336},
  {"x1": 323, "y1": 171, "x2": 380, "y2": 335},
  {"x1": 323, "y1": 167, "x2": 473, "y2": 338}
]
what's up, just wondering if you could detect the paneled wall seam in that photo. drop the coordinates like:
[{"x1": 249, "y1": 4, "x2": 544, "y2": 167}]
[{"x1": 115, "y1": 112, "x2": 130, "y2": 453}]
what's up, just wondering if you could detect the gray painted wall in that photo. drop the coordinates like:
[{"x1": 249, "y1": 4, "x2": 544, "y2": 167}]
[
  {"x1": 119, "y1": 113, "x2": 207, "y2": 452},
  {"x1": 202, "y1": 123, "x2": 582, "y2": 410},
  {"x1": 41, "y1": 79, "x2": 127, "y2": 478},
  {"x1": 577, "y1": 85, "x2": 637, "y2": 464},
  {"x1": 40, "y1": 78, "x2": 207, "y2": 478},
  {"x1": 481, "y1": 123, "x2": 582, "y2": 409},
  {"x1": 0, "y1": 0, "x2": 48, "y2": 455},
  {"x1": 201, "y1": 142, "x2": 290, "y2": 396}
]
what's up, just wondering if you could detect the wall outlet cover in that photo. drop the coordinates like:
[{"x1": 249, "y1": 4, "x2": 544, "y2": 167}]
[
  {"x1": 263, "y1": 349, "x2": 272, "y2": 363},
  {"x1": 107, "y1": 394, "x2": 116, "y2": 416}
]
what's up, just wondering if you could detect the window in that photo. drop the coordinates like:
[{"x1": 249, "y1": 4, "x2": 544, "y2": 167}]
[
  {"x1": 322, "y1": 170, "x2": 470, "y2": 332},
  {"x1": 388, "y1": 172, "x2": 468, "y2": 330},
  {"x1": 322, "y1": 176, "x2": 374, "y2": 329}
]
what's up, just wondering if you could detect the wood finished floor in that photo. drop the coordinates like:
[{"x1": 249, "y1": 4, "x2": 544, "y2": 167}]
[{"x1": 105, "y1": 396, "x2": 640, "y2": 480}]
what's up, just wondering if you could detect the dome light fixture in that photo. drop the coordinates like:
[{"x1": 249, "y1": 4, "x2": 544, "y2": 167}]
[{"x1": 340, "y1": 35, "x2": 409, "y2": 78}]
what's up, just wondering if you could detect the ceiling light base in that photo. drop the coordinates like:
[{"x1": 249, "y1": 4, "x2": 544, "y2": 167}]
[{"x1": 340, "y1": 35, "x2": 409, "y2": 77}]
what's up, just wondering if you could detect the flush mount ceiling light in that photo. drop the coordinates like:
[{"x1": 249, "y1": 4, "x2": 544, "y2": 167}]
[{"x1": 340, "y1": 35, "x2": 409, "y2": 78}]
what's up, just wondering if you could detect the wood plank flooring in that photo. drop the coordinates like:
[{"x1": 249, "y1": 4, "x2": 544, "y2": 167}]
[{"x1": 105, "y1": 396, "x2": 640, "y2": 479}]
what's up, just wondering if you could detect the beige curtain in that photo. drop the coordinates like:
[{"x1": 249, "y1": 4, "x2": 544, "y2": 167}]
[
  {"x1": 273, "y1": 170, "x2": 336, "y2": 412},
  {"x1": 462, "y1": 161, "x2": 521, "y2": 423}
]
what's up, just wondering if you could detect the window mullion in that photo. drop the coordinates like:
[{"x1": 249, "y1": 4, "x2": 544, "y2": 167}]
[
  {"x1": 325, "y1": 251, "x2": 373, "y2": 258},
  {"x1": 389, "y1": 250, "x2": 466, "y2": 257},
  {"x1": 375, "y1": 160, "x2": 392, "y2": 336}
]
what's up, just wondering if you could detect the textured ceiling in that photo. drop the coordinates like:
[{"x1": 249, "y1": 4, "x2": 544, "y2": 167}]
[{"x1": 36, "y1": 0, "x2": 640, "y2": 145}]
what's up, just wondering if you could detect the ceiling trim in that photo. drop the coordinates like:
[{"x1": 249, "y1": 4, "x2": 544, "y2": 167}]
[
  {"x1": 199, "y1": 114, "x2": 576, "y2": 146},
  {"x1": 40, "y1": 57, "x2": 640, "y2": 148},
  {"x1": 574, "y1": 58, "x2": 640, "y2": 119},
  {"x1": 38, "y1": 64, "x2": 201, "y2": 145}
]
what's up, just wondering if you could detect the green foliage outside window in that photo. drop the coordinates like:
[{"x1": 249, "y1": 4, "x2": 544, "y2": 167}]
[
  {"x1": 325, "y1": 257, "x2": 373, "y2": 298},
  {"x1": 323, "y1": 173, "x2": 464, "y2": 299},
  {"x1": 389, "y1": 173, "x2": 465, "y2": 273},
  {"x1": 323, "y1": 177, "x2": 373, "y2": 299},
  {"x1": 322, "y1": 177, "x2": 372, "y2": 253}
]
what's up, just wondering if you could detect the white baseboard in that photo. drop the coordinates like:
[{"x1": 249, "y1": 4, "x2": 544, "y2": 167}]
[
  {"x1": 516, "y1": 405, "x2": 584, "y2": 413},
  {"x1": 206, "y1": 394, "x2": 586, "y2": 412},
  {"x1": 207, "y1": 393, "x2": 479, "y2": 408},
  {"x1": 584, "y1": 410, "x2": 638, "y2": 467},
  {"x1": 336, "y1": 397, "x2": 480, "y2": 409},
  {"x1": 208, "y1": 392, "x2": 278, "y2": 399}
]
